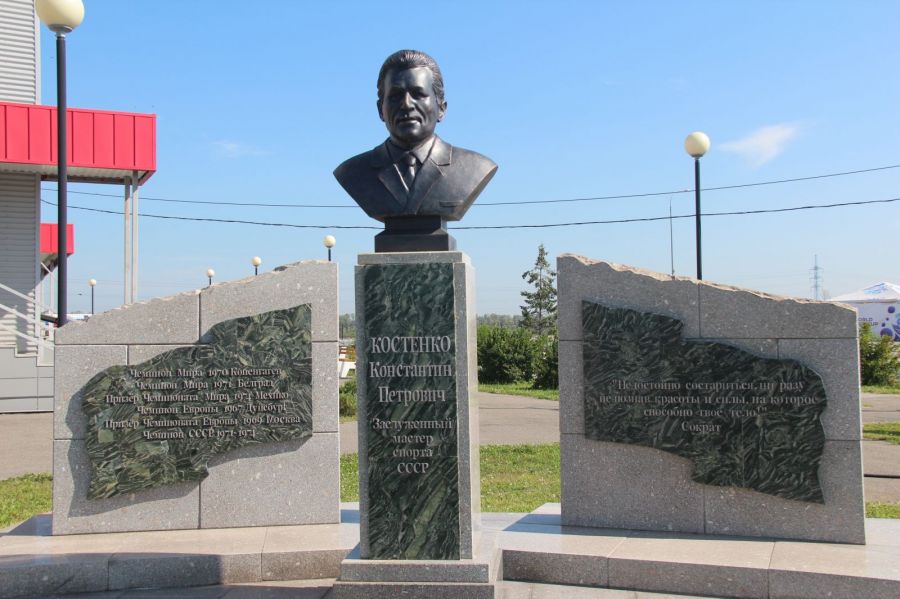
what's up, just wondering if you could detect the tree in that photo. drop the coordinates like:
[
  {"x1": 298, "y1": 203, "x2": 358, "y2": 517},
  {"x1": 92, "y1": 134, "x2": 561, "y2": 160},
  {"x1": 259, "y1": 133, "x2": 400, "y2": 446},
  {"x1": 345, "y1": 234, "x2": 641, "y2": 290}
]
[
  {"x1": 860, "y1": 323, "x2": 900, "y2": 386},
  {"x1": 519, "y1": 244, "x2": 557, "y2": 335}
]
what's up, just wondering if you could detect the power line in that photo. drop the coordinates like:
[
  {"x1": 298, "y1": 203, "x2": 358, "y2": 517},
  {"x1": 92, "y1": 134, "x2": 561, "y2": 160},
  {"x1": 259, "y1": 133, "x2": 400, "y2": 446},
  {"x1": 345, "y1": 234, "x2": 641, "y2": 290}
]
[
  {"x1": 41, "y1": 163, "x2": 900, "y2": 209},
  {"x1": 38, "y1": 201, "x2": 380, "y2": 229},
  {"x1": 42, "y1": 197, "x2": 900, "y2": 231}
]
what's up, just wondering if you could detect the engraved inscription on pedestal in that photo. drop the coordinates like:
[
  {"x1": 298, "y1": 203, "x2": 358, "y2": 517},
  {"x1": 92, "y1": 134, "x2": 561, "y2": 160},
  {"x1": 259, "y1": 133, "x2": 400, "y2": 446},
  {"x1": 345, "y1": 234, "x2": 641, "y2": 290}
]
[
  {"x1": 81, "y1": 305, "x2": 313, "y2": 499},
  {"x1": 582, "y1": 300, "x2": 827, "y2": 502},
  {"x1": 361, "y1": 262, "x2": 460, "y2": 559}
]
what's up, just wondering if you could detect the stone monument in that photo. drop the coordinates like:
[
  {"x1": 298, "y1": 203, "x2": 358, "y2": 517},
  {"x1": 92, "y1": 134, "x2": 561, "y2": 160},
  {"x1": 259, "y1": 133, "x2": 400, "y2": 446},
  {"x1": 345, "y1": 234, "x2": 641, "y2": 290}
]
[
  {"x1": 332, "y1": 50, "x2": 497, "y2": 598},
  {"x1": 52, "y1": 261, "x2": 340, "y2": 534},
  {"x1": 558, "y1": 255, "x2": 865, "y2": 544}
]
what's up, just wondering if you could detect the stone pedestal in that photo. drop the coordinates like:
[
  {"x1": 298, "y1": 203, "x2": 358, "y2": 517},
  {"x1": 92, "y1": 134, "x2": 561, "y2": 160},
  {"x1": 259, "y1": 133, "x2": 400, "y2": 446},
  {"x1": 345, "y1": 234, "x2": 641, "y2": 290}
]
[{"x1": 336, "y1": 252, "x2": 489, "y2": 596}]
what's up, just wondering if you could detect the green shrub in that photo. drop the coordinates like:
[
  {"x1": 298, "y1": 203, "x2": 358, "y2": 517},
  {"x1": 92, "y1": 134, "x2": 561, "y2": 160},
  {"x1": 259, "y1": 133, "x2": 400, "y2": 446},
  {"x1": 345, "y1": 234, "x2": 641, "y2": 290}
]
[
  {"x1": 531, "y1": 333, "x2": 559, "y2": 390},
  {"x1": 339, "y1": 378, "x2": 357, "y2": 418},
  {"x1": 477, "y1": 325, "x2": 535, "y2": 384},
  {"x1": 860, "y1": 323, "x2": 900, "y2": 386}
]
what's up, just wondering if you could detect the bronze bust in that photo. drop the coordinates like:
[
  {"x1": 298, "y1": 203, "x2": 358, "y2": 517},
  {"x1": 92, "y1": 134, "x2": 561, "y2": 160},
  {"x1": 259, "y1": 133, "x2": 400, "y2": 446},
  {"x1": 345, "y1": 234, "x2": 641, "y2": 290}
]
[{"x1": 334, "y1": 49, "x2": 497, "y2": 251}]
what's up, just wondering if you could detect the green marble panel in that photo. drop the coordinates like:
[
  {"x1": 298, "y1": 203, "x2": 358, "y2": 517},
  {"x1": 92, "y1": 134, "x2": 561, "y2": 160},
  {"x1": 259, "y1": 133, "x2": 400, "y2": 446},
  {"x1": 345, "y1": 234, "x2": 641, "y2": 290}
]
[
  {"x1": 582, "y1": 300, "x2": 827, "y2": 503},
  {"x1": 362, "y1": 262, "x2": 460, "y2": 559},
  {"x1": 81, "y1": 304, "x2": 313, "y2": 499}
]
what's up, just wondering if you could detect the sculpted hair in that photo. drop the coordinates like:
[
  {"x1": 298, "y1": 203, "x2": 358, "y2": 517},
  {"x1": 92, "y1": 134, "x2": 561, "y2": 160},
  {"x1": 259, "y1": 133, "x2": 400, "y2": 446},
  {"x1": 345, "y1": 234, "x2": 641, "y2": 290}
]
[{"x1": 377, "y1": 49, "x2": 445, "y2": 108}]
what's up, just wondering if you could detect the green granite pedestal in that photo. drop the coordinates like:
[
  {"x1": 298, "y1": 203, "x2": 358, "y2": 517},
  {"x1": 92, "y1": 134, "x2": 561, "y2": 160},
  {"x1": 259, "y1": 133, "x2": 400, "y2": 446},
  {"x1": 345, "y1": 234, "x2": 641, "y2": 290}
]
[{"x1": 334, "y1": 252, "x2": 493, "y2": 598}]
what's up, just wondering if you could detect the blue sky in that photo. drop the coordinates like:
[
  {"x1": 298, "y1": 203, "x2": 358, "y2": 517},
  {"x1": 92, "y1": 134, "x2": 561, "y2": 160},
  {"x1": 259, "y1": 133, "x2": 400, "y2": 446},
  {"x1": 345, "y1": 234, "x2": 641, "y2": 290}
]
[{"x1": 39, "y1": 1, "x2": 899, "y2": 315}]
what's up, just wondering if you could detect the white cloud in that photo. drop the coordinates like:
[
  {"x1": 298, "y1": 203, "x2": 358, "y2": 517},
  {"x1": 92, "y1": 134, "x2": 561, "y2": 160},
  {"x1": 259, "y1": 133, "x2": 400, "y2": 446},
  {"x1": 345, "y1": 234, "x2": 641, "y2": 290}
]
[
  {"x1": 211, "y1": 140, "x2": 268, "y2": 158},
  {"x1": 719, "y1": 123, "x2": 801, "y2": 168}
]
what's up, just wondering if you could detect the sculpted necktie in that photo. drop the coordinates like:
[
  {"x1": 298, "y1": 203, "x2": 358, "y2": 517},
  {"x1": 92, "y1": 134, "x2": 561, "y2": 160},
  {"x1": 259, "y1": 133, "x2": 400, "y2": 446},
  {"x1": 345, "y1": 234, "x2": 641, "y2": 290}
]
[{"x1": 401, "y1": 152, "x2": 418, "y2": 192}]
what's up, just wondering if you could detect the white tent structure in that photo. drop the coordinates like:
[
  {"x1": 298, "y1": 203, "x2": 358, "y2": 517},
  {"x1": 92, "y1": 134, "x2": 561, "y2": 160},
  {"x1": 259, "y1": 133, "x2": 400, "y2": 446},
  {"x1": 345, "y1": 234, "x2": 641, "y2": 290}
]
[{"x1": 830, "y1": 282, "x2": 900, "y2": 341}]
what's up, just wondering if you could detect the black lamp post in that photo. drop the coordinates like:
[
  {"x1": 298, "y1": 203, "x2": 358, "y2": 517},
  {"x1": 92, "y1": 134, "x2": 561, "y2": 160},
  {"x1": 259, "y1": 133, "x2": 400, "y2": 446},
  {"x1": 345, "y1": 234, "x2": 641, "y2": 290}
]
[
  {"x1": 207, "y1": 269, "x2": 215, "y2": 287},
  {"x1": 323, "y1": 235, "x2": 336, "y2": 262},
  {"x1": 36, "y1": 0, "x2": 85, "y2": 326},
  {"x1": 684, "y1": 132, "x2": 710, "y2": 280},
  {"x1": 251, "y1": 256, "x2": 262, "y2": 276}
]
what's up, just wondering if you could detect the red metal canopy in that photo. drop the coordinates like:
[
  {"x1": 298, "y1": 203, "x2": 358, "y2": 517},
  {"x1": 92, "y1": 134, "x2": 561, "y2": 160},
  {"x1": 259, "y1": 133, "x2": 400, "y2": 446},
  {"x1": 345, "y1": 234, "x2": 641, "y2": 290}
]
[{"x1": 0, "y1": 101, "x2": 156, "y2": 184}]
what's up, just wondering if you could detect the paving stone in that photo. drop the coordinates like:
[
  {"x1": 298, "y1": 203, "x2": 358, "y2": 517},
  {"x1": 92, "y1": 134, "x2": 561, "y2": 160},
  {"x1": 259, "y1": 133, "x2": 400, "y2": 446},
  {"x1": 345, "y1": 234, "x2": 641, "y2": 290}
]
[
  {"x1": 0, "y1": 554, "x2": 109, "y2": 599},
  {"x1": 607, "y1": 534, "x2": 773, "y2": 599}
]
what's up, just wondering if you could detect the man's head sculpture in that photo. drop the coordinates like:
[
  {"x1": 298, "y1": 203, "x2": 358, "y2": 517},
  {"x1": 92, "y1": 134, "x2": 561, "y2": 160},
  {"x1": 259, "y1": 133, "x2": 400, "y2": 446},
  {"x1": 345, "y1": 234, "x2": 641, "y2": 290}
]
[{"x1": 334, "y1": 49, "x2": 497, "y2": 252}]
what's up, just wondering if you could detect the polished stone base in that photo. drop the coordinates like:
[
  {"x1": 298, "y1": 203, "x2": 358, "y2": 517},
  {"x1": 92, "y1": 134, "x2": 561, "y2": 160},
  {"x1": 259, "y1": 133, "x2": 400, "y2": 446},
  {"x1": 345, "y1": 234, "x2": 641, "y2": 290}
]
[
  {"x1": 2, "y1": 505, "x2": 899, "y2": 599},
  {"x1": 332, "y1": 534, "x2": 498, "y2": 598},
  {"x1": 373, "y1": 216, "x2": 457, "y2": 252}
]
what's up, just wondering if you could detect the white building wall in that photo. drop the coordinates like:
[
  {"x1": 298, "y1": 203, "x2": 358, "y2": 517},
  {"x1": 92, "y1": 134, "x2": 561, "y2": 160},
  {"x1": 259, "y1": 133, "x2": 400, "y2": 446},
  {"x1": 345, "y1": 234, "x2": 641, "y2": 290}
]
[
  {"x1": 0, "y1": 0, "x2": 40, "y2": 103},
  {"x1": 0, "y1": 0, "x2": 47, "y2": 414}
]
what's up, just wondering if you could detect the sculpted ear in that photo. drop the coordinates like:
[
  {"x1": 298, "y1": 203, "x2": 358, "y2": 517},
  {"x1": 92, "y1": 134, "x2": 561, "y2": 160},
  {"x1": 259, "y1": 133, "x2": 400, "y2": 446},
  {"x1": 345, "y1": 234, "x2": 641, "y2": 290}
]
[
  {"x1": 438, "y1": 100, "x2": 447, "y2": 122},
  {"x1": 377, "y1": 99, "x2": 385, "y2": 122}
]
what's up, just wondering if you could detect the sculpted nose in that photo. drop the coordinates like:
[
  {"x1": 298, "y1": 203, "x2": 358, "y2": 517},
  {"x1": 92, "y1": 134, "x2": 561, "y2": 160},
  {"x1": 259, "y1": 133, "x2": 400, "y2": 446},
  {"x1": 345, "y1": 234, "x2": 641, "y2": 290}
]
[{"x1": 400, "y1": 92, "x2": 414, "y2": 109}]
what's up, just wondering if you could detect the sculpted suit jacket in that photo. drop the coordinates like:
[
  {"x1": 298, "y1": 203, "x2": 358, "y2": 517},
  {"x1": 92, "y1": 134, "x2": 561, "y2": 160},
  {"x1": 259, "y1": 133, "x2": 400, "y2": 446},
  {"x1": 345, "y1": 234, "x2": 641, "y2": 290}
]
[{"x1": 333, "y1": 136, "x2": 497, "y2": 222}]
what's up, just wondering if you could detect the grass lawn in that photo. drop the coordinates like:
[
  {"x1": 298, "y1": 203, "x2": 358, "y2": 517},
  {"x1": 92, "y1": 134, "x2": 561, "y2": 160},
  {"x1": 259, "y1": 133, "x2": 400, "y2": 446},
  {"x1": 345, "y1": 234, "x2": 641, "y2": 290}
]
[
  {"x1": 478, "y1": 382, "x2": 559, "y2": 401},
  {"x1": 0, "y1": 474, "x2": 51, "y2": 529},
  {"x1": 867, "y1": 502, "x2": 900, "y2": 518},
  {"x1": 863, "y1": 422, "x2": 900, "y2": 445},
  {"x1": 862, "y1": 384, "x2": 900, "y2": 395}
]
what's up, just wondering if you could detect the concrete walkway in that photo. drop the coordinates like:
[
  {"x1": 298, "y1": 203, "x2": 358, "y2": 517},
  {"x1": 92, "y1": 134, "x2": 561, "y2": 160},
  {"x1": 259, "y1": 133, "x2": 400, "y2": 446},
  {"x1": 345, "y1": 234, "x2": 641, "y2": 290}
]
[{"x1": 3, "y1": 393, "x2": 899, "y2": 502}]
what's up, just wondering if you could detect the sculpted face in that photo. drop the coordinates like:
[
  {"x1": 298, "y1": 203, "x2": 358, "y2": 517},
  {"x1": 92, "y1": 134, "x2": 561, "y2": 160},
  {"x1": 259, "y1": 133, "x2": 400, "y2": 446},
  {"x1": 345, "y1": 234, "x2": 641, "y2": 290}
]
[{"x1": 379, "y1": 66, "x2": 446, "y2": 149}]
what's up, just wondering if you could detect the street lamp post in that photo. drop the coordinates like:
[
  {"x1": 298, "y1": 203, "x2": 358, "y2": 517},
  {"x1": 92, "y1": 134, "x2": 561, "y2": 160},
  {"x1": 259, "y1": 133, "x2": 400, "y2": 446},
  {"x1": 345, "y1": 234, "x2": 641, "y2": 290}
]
[
  {"x1": 684, "y1": 131, "x2": 710, "y2": 280},
  {"x1": 323, "y1": 235, "x2": 336, "y2": 262},
  {"x1": 36, "y1": 0, "x2": 85, "y2": 327},
  {"x1": 207, "y1": 269, "x2": 215, "y2": 287},
  {"x1": 88, "y1": 278, "x2": 96, "y2": 314},
  {"x1": 251, "y1": 256, "x2": 262, "y2": 276}
]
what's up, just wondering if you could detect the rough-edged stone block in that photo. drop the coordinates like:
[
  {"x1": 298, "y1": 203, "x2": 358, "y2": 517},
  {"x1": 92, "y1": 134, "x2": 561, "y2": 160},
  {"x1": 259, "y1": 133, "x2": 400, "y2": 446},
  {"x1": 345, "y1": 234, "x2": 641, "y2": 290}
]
[
  {"x1": 699, "y1": 284, "x2": 857, "y2": 339},
  {"x1": 0, "y1": 554, "x2": 109, "y2": 599},
  {"x1": 199, "y1": 433, "x2": 340, "y2": 528},
  {"x1": 704, "y1": 440, "x2": 866, "y2": 544},
  {"x1": 261, "y1": 522, "x2": 358, "y2": 581},
  {"x1": 500, "y1": 529, "x2": 625, "y2": 587},
  {"x1": 56, "y1": 291, "x2": 200, "y2": 345},
  {"x1": 200, "y1": 261, "x2": 337, "y2": 342},
  {"x1": 127, "y1": 344, "x2": 194, "y2": 365},
  {"x1": 54, "y1": 345, "x2": 127, "y2": 440},
  {"x1": 331, "y1": 581, "x2": 495, "y2": 599},
  {"x1": 557, "y1": 255, "x2": 700, "y2": 341},
  {"x1": 558, "y1": 340, "x2": 583, "y2": 435},
  {"x1": 560, "y1": 434, "x2": 705, "y2": 533},
  {"x1": 107, "y1": 552, "x2": 259, "y2": 590},
  {"x1": 779, "y1": 338, "x2": 862, "y2": 441},
  {"x1": 52, "y1": 440, "x2": 200, "y2": 535},
  {"x1": 312, "y1": 342, "x2": 339, "y2": 433},
  {"x1": 769, "y1": 540, "x2": 900, "y2": 599},
  {"x1": 607, "y1": 535, "x2": 773, "y2": 599}
]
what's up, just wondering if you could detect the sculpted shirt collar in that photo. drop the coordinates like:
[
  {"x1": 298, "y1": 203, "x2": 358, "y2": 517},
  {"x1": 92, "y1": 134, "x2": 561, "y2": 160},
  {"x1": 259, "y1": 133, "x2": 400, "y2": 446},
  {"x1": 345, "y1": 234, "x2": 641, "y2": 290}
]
[
  {"x1": 386, "y1": 136, "x2": 435, "y2": 166},
  {"x1": 371, "y1": 135, "x2": 451, "y2": 169}
]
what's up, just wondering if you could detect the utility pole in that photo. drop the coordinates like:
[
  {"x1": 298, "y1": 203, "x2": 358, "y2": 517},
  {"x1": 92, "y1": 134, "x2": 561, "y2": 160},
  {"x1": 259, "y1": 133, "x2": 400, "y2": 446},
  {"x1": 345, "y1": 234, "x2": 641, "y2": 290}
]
[{"x1": 810, "y1": 255, "x2": 824, "y2": 300}]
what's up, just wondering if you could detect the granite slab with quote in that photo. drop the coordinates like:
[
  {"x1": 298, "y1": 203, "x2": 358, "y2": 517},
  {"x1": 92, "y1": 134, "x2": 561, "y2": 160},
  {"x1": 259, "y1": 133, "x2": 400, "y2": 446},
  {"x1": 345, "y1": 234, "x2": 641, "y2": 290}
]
[
  {"x1": 582, "y1": 300, "x2": 826, "y2": 503},
  {"x1": 80, "y1": 305, "x2": 312, "y2": 499},
  {"x1": 558, "y1": 255, "x2": 865, "y2": 544},
  {"x1": 52, "y1": 260, "x2": 340, "y2": 534}
]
